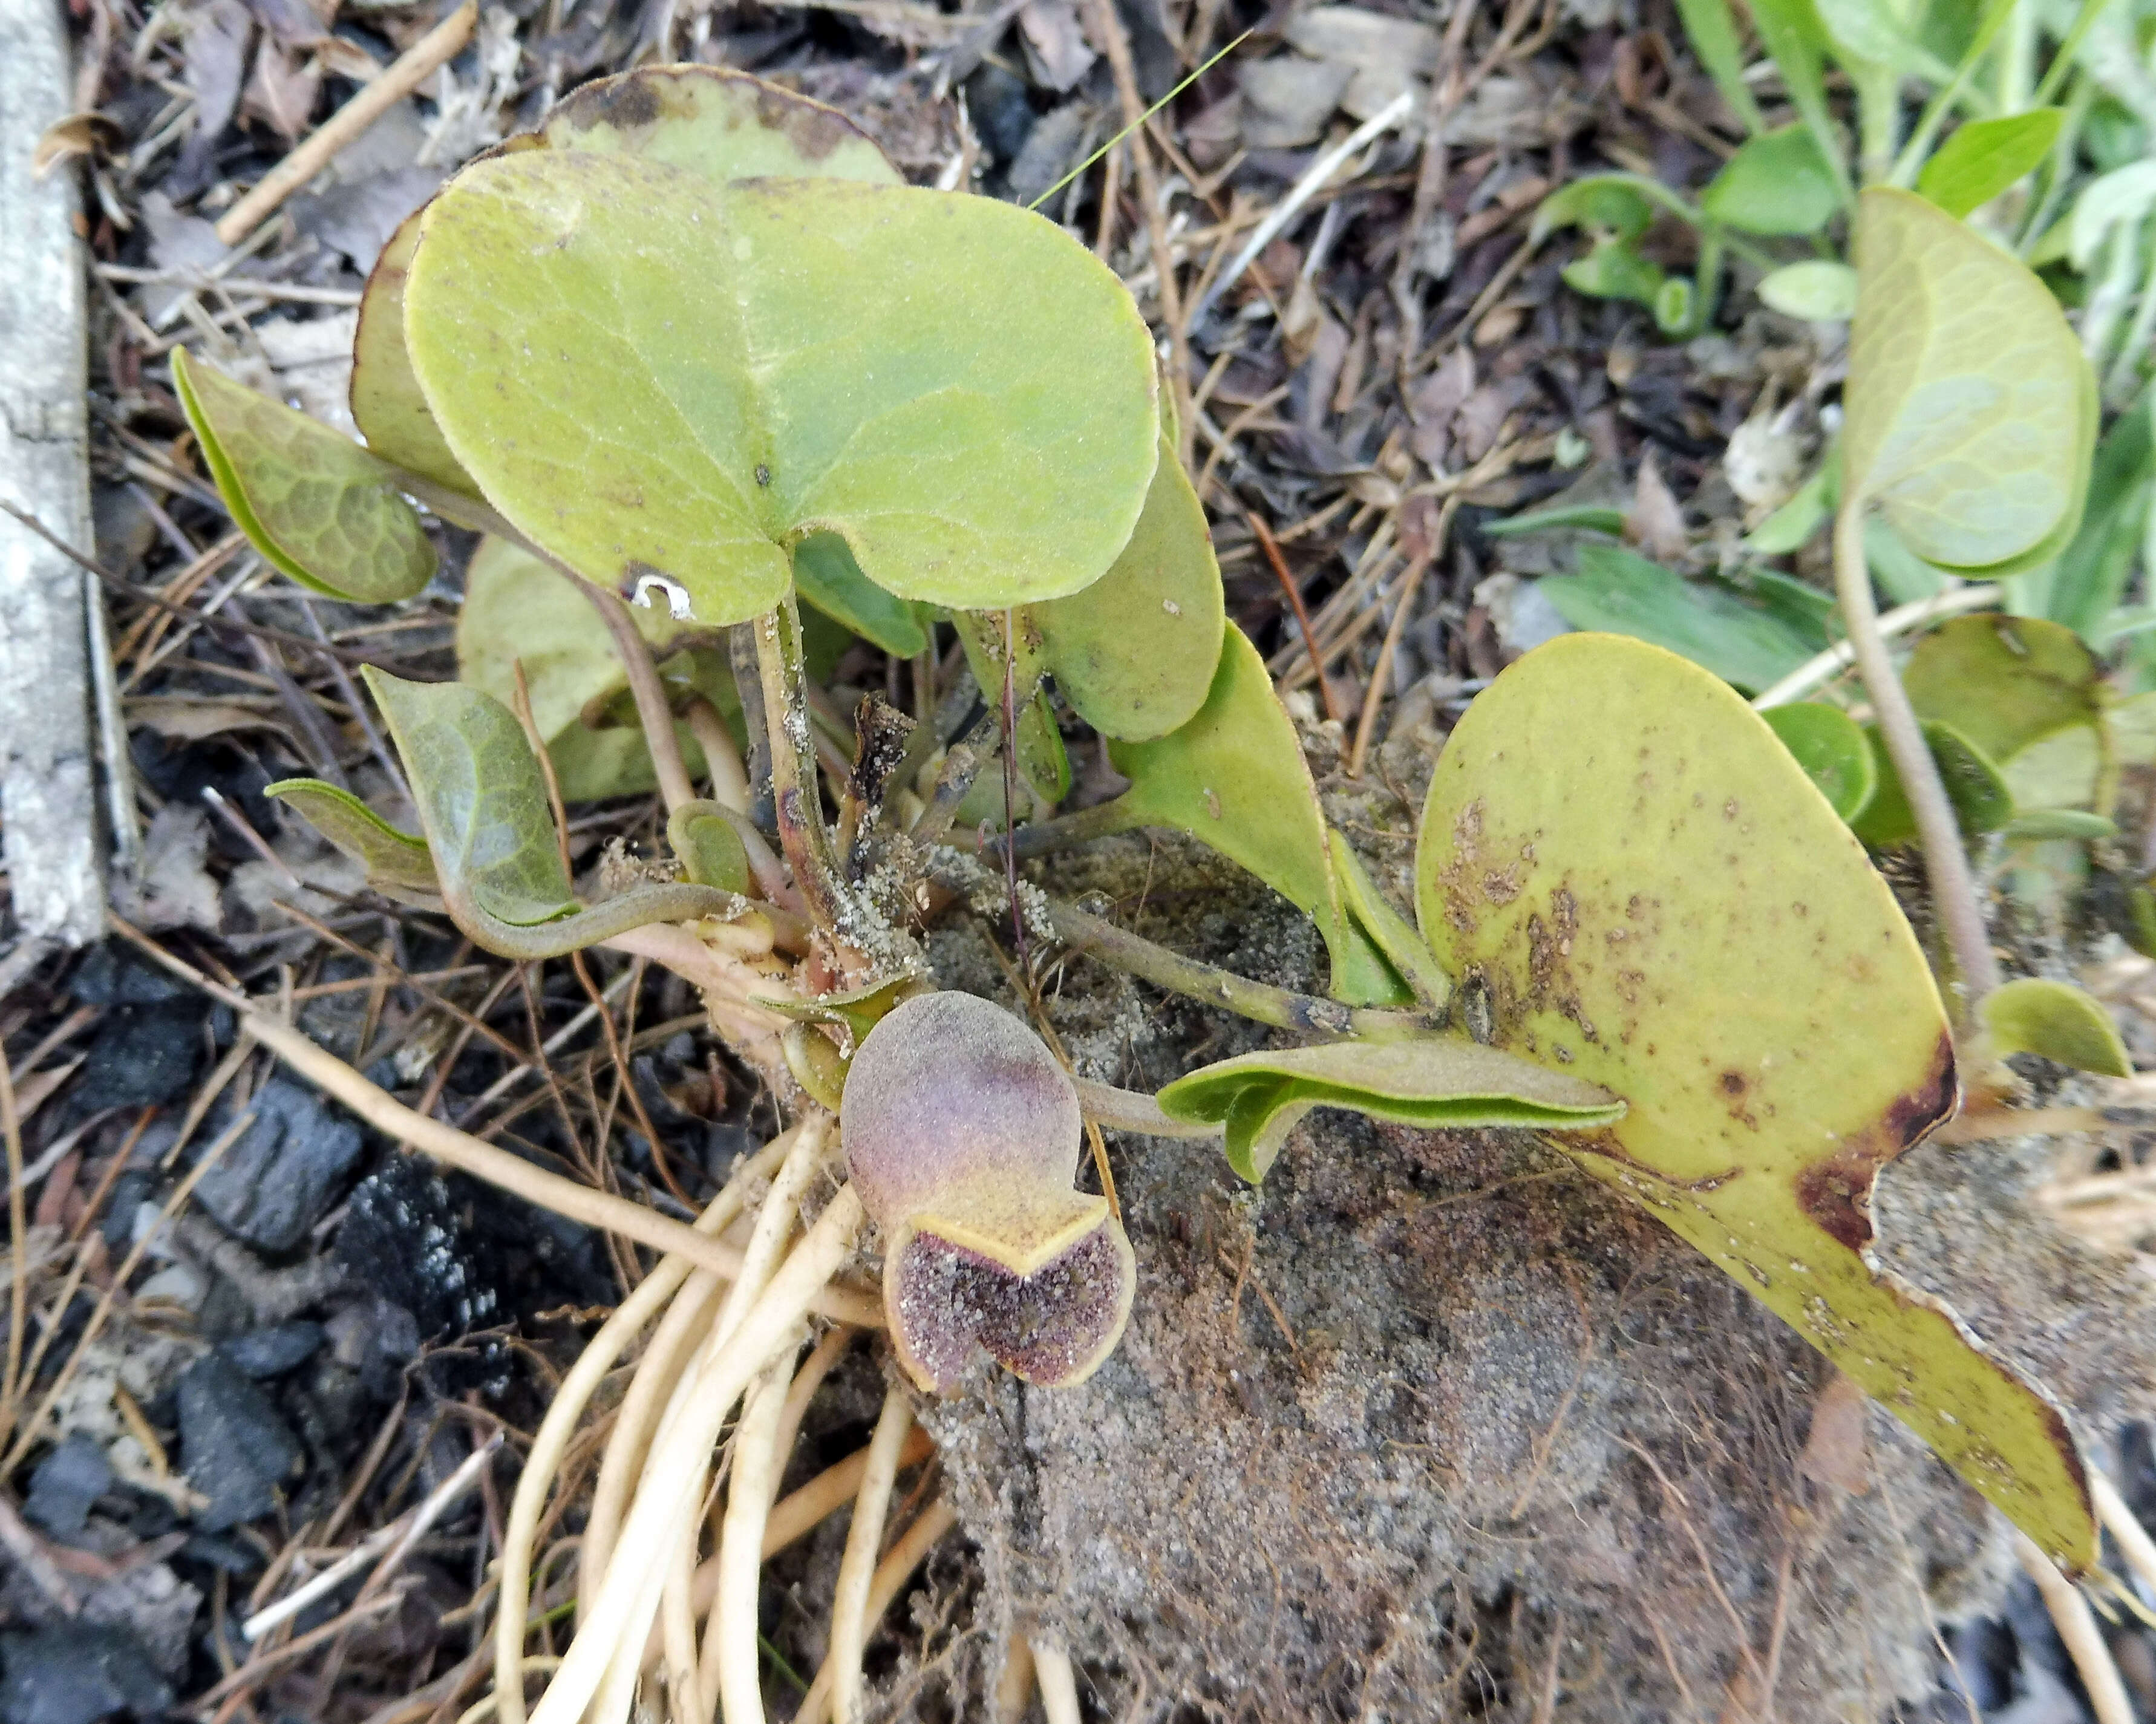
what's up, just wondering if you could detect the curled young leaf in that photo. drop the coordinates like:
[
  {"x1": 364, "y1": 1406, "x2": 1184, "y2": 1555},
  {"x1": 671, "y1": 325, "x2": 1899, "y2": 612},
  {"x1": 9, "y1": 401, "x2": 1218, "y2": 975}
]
[
  {"x1": 363, "y1": 667, "x2": 738, "y2": 957},
  {"x1": 351, "y1": 65, "x2": 901, "y2": 510},
  {"x1": 1844, "y1": 188, "x2": 2095, "y2": 572},
  {"x1": 666, "y1": 802, "x2": 752, "y2": 896},
  {"x1": 840, "y1": 991, "x2": 1135, "y2": 1393},
  {"x1": 264, "y1": 779, "x2": 442, "y2": 907},
  {"x1": 1157, "y1": 1038, "x2": 1624, "y2": 1183},
  {"x1": 1983, "y1": 978, "x2": 2132, "y2": 1077},
  {"x1": 1415, "y1": 632, "x2": 2095, "y2": 1570},
  {"x1": 173, "y1": 348, "x2": 434, "y2": 604},
  {"x1": 403, "y1": 151, "x2": 1159, "y2": 621}
]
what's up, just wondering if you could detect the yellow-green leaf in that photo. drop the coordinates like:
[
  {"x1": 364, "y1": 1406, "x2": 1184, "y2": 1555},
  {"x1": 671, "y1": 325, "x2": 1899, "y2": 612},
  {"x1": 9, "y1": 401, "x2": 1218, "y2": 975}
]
[
  {"x1": 1414, "y1": 632, "x2": 2095, "y2": 1570},
  {"x1": 403, "y1": 151, "x2": 1158, "y2": 621},
  {"x1": 350, "y1": 66, "x2": 902, "y2": 509},
  {"x1": 264, "y1": 779, "x2": 442, "y2": 907},
  {"x1": 1903, "y1": 615, "x2": 2105, "y2": 769},
  {"x1": 1984, "y1": 978, "x2": 2132, "y2": 1076},
  {"x1": 1028, "y1": 429, "x2": 1226, "y2": 741},
  {"x1": 173, "y1": 348, "x2": 434, "y2": 603},
  {"x1": 1157, "y1": 1039, "x2": 1624, "y2": 1183},
  {"x1": 1919, "y1": 109, "x2": 2063, "y2": 220},
  {"x1": 1843, "y1": 188, "x2": 2094, "y2": 571}
]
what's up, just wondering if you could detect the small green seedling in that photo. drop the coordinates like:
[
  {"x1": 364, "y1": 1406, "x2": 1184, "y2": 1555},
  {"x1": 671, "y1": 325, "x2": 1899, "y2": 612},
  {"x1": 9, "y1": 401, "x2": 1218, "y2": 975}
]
[
  {"x1": 1984, "y1": 977, "x2": 2133, "y2": 1076},
  {"x1": 840, "y1": 992, "x2": 1135, "y2": 1392}
]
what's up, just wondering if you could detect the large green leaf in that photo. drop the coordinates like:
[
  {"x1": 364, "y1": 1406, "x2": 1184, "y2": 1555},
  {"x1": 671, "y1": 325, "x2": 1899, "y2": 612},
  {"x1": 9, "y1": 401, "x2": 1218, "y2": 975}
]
[
  {"x1": 1919, "y1": 109, "x2": 2063, "y2": 219},
  {"x1": 1414, "y1": 632, "x2": 2094, "y2": 1570},
  {"x1": 1157, "y1": 1039, "x2": 1625, "y2": 1183},
  {"x1": 362, "y1": 667, "x2": 737, "y2": 956},
  {"x1": 402, "y1": 151, "x2": 1158, "y2": 622},
  {"x1": 1538, "y1": 545, "x2": 1817, "y2": 693},
  {"x1": 2026, "y1": 385, "x2": 2154, "y2": 638},
  {"x1": 456, "y1": 537, "x2": 740, "y2": 803},
  {"x1": 172, "y1": 348, "x2": 434, "y2": 603},
  {"x1": 1100, "y1": 624, "x2": 1399, "y2": 1005},
  {"x1": 264, "y1": 779, "x2": 442, "y2": 907},
  {"x1": 1028, "y1": 429, "x2": 1226, "y2": 741},
  {"x1": 350, "y1": 66, "x2": 902, "y2": 508},
  {"x1": 1700, "y1": 124, "x2": 1842, "y2": 235},
  {"x1": 1844, "y1": 188, "x2": 2094, "y2": 572}
]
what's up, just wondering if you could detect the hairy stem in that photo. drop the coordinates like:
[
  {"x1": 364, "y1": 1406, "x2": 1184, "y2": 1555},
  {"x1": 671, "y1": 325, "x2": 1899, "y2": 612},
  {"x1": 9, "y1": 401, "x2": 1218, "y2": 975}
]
[
  {"x1": 751, "y1": 601, "x2": 855, "y2": 941},
  {"x1": 1832, "y1": 504, "x2": 1999, "y2": 1007},
  {"x1": 1047, "y1": 898, "x2": 1435, "y2": 1041},
  {"x1": 582, "y1": 584, "x2": 697, "y2": 816}
]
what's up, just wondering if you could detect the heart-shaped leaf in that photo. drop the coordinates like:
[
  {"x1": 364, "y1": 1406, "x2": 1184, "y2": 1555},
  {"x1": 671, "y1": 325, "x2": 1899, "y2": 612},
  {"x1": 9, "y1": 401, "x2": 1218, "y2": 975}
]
[
  {"x1": 1158, "y1": 1038, "x2": 1625, "y2": 1183},
  {"x1": 363, "y1": 667, "x2": 737, "y2": 956},
  {"x1": 1100, "y1": 624, "x2": 1409, "y2": 1005},
  {"x1": 456, "y1": 537, "x2": 740, "y2": 803},
  {"x1": 351, "y1": 66, "x2": 903, "y2": 504},
  {"x1": 1919, "y1": 109, "x2": 2063, "y2": 219},
  {"x1": 1028, "y1": 428, "x2": 1226, "y2": 740},
  {"x1": 264, "y1": 779, "x2": 442, "y2": 907},
  {"x1": 1415, "y1": 631, "x2": 2094, "y2": 1570},
  {"x1": 1849, "y1": 719, "x2": 2013, "y2": 847},
  {"x1": 840, "y1": 991, "x2": 1135, "y2": 1391},
  {"x1": 1700, "y1": 123, "x2": 1841, "y2": 235},
  {"x1": 1761, "y1": 702, "x2": 1876, "y2": 821},
  {"x1": 403, "y1": 151, "x2": 1159, "y2": 622},
  {"x1": 173, "y1": 348, "x2": 434, "y2": 603},
  {"x1": 1983, "y1": 977, "x2": 2132, "y2": 1076},
  {"x1": 1844, "y1": 188, "x2": 2096, "y2": 572}
]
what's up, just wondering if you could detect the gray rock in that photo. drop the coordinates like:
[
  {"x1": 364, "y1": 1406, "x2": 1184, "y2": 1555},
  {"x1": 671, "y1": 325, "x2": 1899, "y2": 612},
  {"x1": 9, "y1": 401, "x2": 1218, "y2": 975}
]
[
  {"x1": 177, "y1": 1352, "x2": 303, "y2": 1533},
  {"x1": 22, "y1": 1435, "x2": 110, "y2": 1540},
  {"x1": 217, "y1": 1321, "x2": 324, "y2": 1379},
  {"x1": 192, "y1": 1077, "x2": 364, "y2": 1252},
  {"x1": 0, "y1": 1626, "x2": 172, "y2": 1724}
]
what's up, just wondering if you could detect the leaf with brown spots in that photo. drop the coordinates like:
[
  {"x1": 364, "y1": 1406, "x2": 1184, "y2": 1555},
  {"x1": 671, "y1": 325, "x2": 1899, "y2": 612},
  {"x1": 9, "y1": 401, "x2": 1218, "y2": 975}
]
[{"x1": 1414, "y1": 632, "x2": 2095, "y2": 1570}]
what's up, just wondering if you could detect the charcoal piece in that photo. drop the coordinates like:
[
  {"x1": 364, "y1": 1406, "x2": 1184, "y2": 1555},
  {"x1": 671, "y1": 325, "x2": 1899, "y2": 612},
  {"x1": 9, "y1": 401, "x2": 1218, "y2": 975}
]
[
  {"x1": 176, "y1": 1352, "x2": 304, "y2": 1533},
  {"x1": 0, "y1": 1625, "x2": 172, "y2": 1724},
  {"x1": 69, "y1": 1002, "x2": 198, "y2": 1115},
  {"x1": 217, "y1": 1321, "x2": 325, "y2": 1379},
  {"x1": 192, "y1": 1078, "x2": 364, "y2": 1252},
  {"x1": 22, "y1": 1435, "x2": 112, "y2": 1540}
]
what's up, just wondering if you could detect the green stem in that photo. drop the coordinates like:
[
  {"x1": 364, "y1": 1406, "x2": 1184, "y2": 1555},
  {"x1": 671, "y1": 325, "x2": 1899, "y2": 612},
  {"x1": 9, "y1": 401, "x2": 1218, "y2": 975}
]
[
  {"x1": 1855, "y1": 60, "x2": 1903, "y2": 185},
  {"x1": 750, "y1": 598, "x2": 853, "y2": 941},
  {"x1": 1832, "y1": 503, "x2": 1999, "y2": 1008},
  {"x1": 1047, "y1": 898, "x2": 1434, "y2": 1042},
  {"x1": 991, "y1": 797, "x2": 1145, "y2": 859},
  {"x1": 2031, "y1": 0, "x2": 2109, "y2": 107}
]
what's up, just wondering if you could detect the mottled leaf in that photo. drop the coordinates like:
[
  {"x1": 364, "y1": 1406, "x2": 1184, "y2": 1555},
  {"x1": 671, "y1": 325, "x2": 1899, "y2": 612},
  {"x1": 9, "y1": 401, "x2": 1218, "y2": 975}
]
[
  {"x1": 173, "y1": 348, "x2": 433, "y2": 603},
  {"x1": 1919, "y1": 109, "x2": 2063, "y2": 218},
  {"x1": 264, "y1": 778, "x2": 442, "y2": 906},
  {"x1": 1844, "y1": 188, "x2": 2095, "y2": 571},
  {"x1": 1157, "y1": 1039, "x2": 1624, "y2": 1183},
  {"x1": 1984, "y1": 978, "x2": 2132, "y2": 1076},
  {"x1": 1414, "y1": 632, "x2": 2094, "y2": 1570},
  {"x1": 1761, "y1": 702, "x2": 1876, "y2": 821},
  {"x1": 403, "y1": 151, "x2": 1158, "y2": 622}
]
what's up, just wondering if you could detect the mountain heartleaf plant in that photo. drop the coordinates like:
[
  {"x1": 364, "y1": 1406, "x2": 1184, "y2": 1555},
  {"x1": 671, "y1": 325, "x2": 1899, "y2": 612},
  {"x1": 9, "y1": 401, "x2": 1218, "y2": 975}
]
[{"x1": 172, "y1": 65, "x2": 2099, "y2": 1584}]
